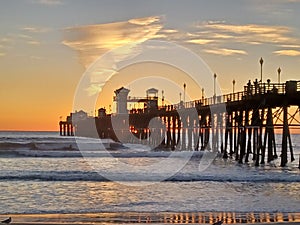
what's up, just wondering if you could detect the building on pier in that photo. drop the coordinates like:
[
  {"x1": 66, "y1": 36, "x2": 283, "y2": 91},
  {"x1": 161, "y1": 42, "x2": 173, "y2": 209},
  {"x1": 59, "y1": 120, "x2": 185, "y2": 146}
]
[
  {"x1": 114, "y1": 87, "x2": 130, "y2": 114},
  {"x1": 59, "y1": 110, "x2": 88, "y2": 136}
]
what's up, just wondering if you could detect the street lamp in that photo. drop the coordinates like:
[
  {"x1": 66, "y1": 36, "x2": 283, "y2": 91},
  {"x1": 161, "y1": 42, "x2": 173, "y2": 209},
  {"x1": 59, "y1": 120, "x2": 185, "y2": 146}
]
[
  {"x1": 277, "y1": 67, "x2": 281, "y2": 83},
  {"x1": 202, "y1": 88, "x2": 204, "y2": 99},
  {"x1": 183, "y1": 83, "x2": 186, "y2": 103},
  {"x1": 179, "y1": 92, "x2": 182, "y2": 102},
  {"x1": 259, "y1": 57, "x2": 264, "y2": 83},
  {"x1": 214, "y1": 73, "x2": 217, "y2": 97},
  {"x1": 232, "y1": 79, "x2": 236, "y2": 93}
]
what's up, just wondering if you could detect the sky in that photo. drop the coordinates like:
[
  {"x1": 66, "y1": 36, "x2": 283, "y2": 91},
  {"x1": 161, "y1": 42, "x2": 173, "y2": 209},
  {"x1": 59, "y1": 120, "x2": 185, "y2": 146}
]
[{"x1": 1, "y1": 0, "x2": 300, "y2": 131}]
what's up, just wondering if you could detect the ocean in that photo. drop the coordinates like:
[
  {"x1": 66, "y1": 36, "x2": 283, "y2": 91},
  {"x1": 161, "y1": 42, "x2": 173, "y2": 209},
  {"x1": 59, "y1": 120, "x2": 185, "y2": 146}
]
[{"x1": 0, "y1": 131, "x2": 299, "y2": 224}]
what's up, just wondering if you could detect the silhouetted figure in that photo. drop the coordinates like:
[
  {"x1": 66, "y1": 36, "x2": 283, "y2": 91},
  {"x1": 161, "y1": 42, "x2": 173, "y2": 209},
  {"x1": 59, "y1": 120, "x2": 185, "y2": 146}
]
[
  {"x1": 1, "y1": 217, "x2": 11, "y2": 224},
  {"x1": 212, "y1": 220, "x2": 223, "y2": 225}
]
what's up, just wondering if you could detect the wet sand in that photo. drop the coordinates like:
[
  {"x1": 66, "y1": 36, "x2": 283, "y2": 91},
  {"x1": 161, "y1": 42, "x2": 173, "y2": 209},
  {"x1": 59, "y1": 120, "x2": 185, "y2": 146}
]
[
  {"x1": 1, "y1": 212, "x2": 299, "y2": 225},
  {"x1": 0, "y1": 212, "x2": 300, "y2": 225},
  {"x1": 5, "y1": 222, "x2": 300, "y2": 225}
]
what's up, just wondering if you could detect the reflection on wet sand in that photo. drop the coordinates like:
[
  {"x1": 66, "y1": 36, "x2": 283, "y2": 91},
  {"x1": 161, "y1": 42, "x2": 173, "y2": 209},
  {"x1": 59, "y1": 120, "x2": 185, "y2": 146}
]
[
  {"x1": 163, "y1": 212, "x2": 300, "y2": 224},
  {"x1": 3, "y1": 212, "x2": 299, "y2": 224}
]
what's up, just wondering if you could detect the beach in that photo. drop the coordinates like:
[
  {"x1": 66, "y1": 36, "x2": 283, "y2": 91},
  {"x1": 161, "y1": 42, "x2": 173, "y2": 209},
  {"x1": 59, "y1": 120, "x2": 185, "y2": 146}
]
[
  {"x1": 0, "y1": 132, "x2": 299, "y2": 225},
  {"x1": 1, "y1": 212, "x2": 300, "y2": 224}
]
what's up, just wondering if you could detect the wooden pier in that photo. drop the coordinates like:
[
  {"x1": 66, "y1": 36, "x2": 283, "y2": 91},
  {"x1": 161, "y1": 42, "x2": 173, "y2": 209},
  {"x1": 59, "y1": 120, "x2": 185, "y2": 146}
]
[
  {"x1": 60, "y1": 80, "x2": 300, "y2": 167},
  {"x1": 59, "y1": 115, "x2": 74, "y2": 136}
]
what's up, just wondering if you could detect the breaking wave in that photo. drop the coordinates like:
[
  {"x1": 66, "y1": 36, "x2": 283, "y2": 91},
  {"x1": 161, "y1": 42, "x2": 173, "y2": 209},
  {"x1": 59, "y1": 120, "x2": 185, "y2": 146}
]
[{"x1": 0, "y1": 171, "x2": 299, "y2": 182}]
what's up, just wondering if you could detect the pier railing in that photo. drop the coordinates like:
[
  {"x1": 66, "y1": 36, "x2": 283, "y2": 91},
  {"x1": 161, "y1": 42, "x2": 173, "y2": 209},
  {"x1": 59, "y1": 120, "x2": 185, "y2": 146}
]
[
  {"x1": 127, "y1": 81, "x2": 300, "y2": 113},
  {"x1": 165, "y1": 81, "x2": 300, "y2": 111}
]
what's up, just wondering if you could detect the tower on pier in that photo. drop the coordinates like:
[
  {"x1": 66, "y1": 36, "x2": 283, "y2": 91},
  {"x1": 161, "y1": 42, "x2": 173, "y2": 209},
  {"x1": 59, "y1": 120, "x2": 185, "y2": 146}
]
[{"x1": 114, "y1": 87, "x2": 130, "y2": 114}]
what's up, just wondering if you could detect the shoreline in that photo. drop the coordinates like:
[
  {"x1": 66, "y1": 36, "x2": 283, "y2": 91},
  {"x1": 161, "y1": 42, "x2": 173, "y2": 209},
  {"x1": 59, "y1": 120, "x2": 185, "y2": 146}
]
[
  {"x1": 4, "y1": 222, "x2": 300, "y2": 225},
  {"x1": 1, "y1": 212, "x2": 299, "y2": 224}
]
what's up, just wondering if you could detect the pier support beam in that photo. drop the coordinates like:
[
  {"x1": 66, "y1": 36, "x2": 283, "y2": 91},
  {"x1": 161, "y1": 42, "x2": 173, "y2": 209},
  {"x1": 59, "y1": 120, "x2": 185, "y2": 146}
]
[
  {"x1": 281, "y1": 105, "x2": 294, "y2": 166},
  {"x1": 263, "y1": 107, "x2": 276, "y2": 163},
  {"x1": 59, "y1": 122, "x2": 63, "y2": 136},
  {"x1": 166, "y1": 116, "x2": 171, "y2": 148},
  {"x1": 172, "y1": 116, "x2": 177, "y2": 150},
  {"x1": 239, "y1": 110, "x2": 247, "y2": 164}
]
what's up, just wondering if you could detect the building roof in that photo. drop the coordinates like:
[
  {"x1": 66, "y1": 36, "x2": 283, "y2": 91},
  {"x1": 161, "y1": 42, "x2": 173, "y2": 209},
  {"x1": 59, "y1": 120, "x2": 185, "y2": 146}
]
[
  {"x1": 146, "y1": 88, "x2": 158, "y2": 95},
  {"x1": 114, "y1": 86, "x2": 130, "y2": 94}
]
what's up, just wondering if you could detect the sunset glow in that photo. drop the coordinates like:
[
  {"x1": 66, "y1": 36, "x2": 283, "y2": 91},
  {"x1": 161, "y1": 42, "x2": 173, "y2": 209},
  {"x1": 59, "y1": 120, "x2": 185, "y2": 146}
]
[{"x1": 1, "y1": 0, "x2": 300, "y2": 131}]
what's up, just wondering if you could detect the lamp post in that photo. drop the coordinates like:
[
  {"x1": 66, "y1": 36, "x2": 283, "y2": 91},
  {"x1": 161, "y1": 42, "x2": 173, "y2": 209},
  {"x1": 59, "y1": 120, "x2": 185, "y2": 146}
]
[
  {"x1": 232, "y1": 79, "x2": 236, "y2": 93},
  {"x1": 179, "y1": 92, "x2": 182, "y2": 103},
  {"x1": 183, "y1": 83, "x2": 186, "y2": 103},
  {"x1": 202, "y1": 88, "x2": 204, "y2": 99},
  {"x1": 162, "y1": 90, "x2": 164, "y2": 106},
  {"x1": 259, "y1": 57, "x2": 264, "y2": 83},
  {"x1": 277, "y1": 67, "x2": 281, "y2": 83},
  {"x1": 213, "y1": 73, "x2": 217, "y2": 103},
  {"x1": 214, "y1": 73, "x2": 217, "y2": 97}
]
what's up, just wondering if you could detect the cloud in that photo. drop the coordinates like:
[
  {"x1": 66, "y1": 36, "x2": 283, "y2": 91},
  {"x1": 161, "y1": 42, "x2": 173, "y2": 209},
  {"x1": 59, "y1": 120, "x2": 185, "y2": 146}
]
[
  {"x1": 186, "y1": 39, "x2": 214, "y2": 45},
  {"x1": 194, "y1": 22, "x2": 297, "y2": 46},
  {"x1": 31, "y1": 0, "x2": 63, "y2": 5},
  {"x1": 183, "y1": 21, "x2": 300, "y2": 58},
  {"x1": 22, "y1": 27, "x2": 50, "y2": 33},
  {"x1": 0, "y1": 52, "x2": 6, "y2": 57},
  {"x1": 27, "y1": 40, "x2": 41, "y2": 45},
  {"x1": 161, "y1": 29, "x2": 178, "y2": 34},
  {"x1": 128, "y1": 16, "x2": 162, "y2": 25},
  {"x1": 280, "y1": 44, "x2": 300, "y2": 48},
  {"x1": 0, "y1": 37, "x2": 13, "y2": 44},
  {"x1": 63, "y1": 16, "x2": 163, "y2": 68},
  {"x1": 204, "y1": 48, "x2": 248, "y2": 56},
  {"x1": 63, "y1": 18, "x2": 300, "y2": 68},
  {"x1": 273, "y1": 49, "x2": 300, "y2": 56},
  {"x1": 18, "y1": 34, "x2": 33, "y2": 39}
]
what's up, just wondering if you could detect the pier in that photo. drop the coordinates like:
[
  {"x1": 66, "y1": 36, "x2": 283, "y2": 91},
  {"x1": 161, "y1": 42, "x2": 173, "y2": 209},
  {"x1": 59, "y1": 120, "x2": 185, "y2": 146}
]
[
  {"x1": 60, "y1": 79, "x2": 300, "y2": 167},
  {"x1": 59, "y1": 115, "x2": 74, "y2": 136}
]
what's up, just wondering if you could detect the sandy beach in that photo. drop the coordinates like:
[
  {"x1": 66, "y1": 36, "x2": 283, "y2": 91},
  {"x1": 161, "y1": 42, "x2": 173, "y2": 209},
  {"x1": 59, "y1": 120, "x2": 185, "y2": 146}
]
[
  {"x1": 1, "y1": 133, "x2": 299, "y2": 225},
  {"x1": 5, "y1": 221, "x2": 300, "y2": 225},
  {"x1": 1, "y1": 212, "x2": 299, "y2": 225}
]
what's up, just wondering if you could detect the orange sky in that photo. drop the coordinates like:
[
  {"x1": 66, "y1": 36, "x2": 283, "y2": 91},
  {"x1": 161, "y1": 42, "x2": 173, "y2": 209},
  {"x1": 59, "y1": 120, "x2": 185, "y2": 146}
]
[{"x1": 1, "y1": 1, "x2": 300, "y2": 131}]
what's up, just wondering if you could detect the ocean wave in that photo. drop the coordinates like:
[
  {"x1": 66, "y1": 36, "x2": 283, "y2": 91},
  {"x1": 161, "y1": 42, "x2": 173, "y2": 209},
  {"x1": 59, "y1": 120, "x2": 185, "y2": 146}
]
[
  {"x1": 0, "y1": 141, "x2": 77, "y2": 150},
  {"x1": 0, "y1": 139, "x2": 125, "y2": 152},
  {"x1": 0, "y1": 147, "x2": 211, "y2": 158},
  {"x1": 0, "y1": 171, "x2": 299, "y2": 182}
]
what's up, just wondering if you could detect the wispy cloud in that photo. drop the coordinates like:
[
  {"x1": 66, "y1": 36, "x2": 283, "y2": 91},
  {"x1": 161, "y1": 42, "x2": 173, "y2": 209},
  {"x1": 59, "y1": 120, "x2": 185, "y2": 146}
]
[
  {"x1": 0, "y1": 52, "x2": 6, "y2": 57},
  {"x1": 63, "y1": 16, "x2": 163, "y2": 68},
  {"x1": 273, "y1": 49, "x2": 300, "y2": 56},
  {"x1": 186, "y1": 39, "x2": 214, "y2": 45},
  {"x1": 194, "y1": 22, "x2": 297, "y2": 46},
  {"x1": 31, "y1": 0, "x2": 63, "y2": 6},
  {"x1": 204, "y1": 48, "x2": 248, "y2": 56},
  {"x1": 128, "y1": 16, "x2": 162, "y2": 25},
  {"x1": 18, "y1": 34, "x2": 33, "y2": 39},
  {"x1": 0, "y1": 37, "x2": 13, "y2": 44},
  {"x1": 63, "y1": 17, "x2": 300, "y2": 68},
  {"x1": 27, "y1": 40, "x2": 41, "y2": 45},
  {"x1": 22, "y1": 26, "x2": 50, "y2": 33},
  {"x1": 16, "y1": 30, "x2": 42, "y2": 46},
  {"x1": 182, "y1": 21, "x2": 300, "y2": 57},
  {"x1": 280, "y1": 44, "x2": 300, "y2": 48}
]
